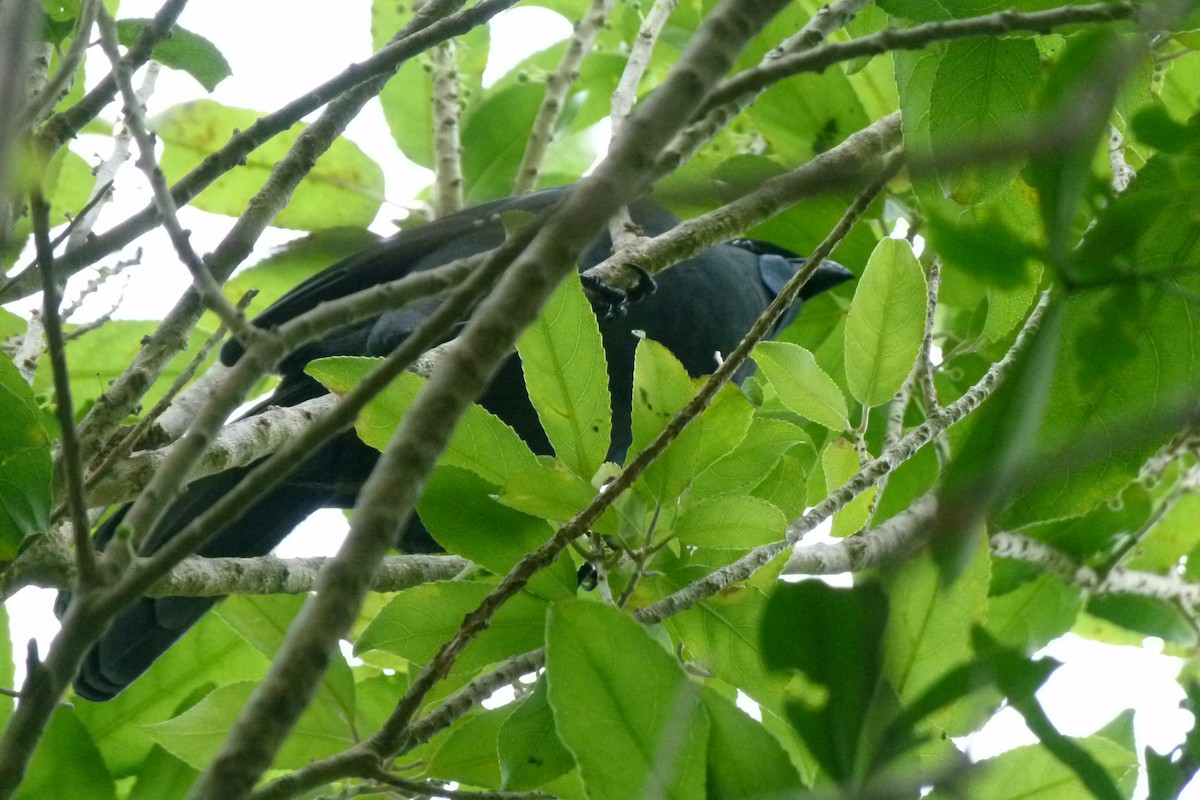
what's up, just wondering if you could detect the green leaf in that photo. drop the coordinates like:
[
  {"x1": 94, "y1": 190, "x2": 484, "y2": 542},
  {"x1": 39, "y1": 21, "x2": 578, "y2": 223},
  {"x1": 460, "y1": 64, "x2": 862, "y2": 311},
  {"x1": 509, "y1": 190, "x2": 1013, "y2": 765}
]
[
  {"x1": 629, "y1": 339, "x2": 755, "y2": 504},
  {"x1": 883, "y1": 544, "x2": 990, "y2": 735},
  {"x1": 1006, "y1": 266, "x2": 1200, "y2": 525},
  {"x1": 497, "y1": 464, "x2": 597, "y2": 522},
  {"x1": 1086, "y1": 594, "x2": 1198, "y2": 646},
  {"x1": 752, "y1": 341, "x2": 848, "y2": 430},
  {"x1": 307, "y1": 359, "x2": 540, "y2": 487},
  {"x1": 928, "y1": 37, "x2": 1040, "y2": 204},
  {"x1": 15, "y1": 709, "x2": 114, "y2": 800},
  {"x1": 0, "y1": 354, "x2": 52, "y2": 556},
  {"x1": 690, "y1": 417, "x2": 810, "y2": 499},
  {"x1": 671, "y1": 495, "x2": 785, "y2": 550},
  {"x1": 127, "y1": 746, "x2": 197, "y2": 800},
  {"x1": 462, "y1": 83, "x2": 543, "y2": 202},
  {"x1": 821, "y1": 439, "x2": 876, "y2": 536},
  {"x1": 664, "y1": 578, "x2": 786, "y2": 708},
  {"x1": 546, "y1": 601, "x2": 708, "y2": 800},
  {"x1": 356, "y1": 580, "x2": 551, "y2": 674},
  {"x1": 986, "y1": 573, "x2": 1082, "y2": 654},
  {"x1": 925, "y1": 209, "x2": 1040, "y2": 290},
  {"x1": 416, "y1": 466, "x2": 577, "y2": 599},
  {"x1": 1132, "y1": 492, "x2": 1200, "y2": 573},
  {"x1": 153, "y1": 99, "x2": 384, "y2": 229},
  {"x1": 216, "y1": 595, "x2": 356, "y2": 725},
  {"x1": 844, "y1": 237, "x2": 927, "y2": 407},
  {"x1": 702, "y1": 686, "x2": 802, "y2": 798},
  {"x1": 499, "y1": 677, "x2": 575, "y2": 790},
  {"x1": 426, "y1": 705, "x2": 513, "y2": 787},
  {"x1": 115, "y1": 20, "x2": 231, "y2": 91},
  {"x1": 516, "y1": 272, "x2": 610, "y2": 478},
  {"x1": 753, "y1": 453, "x2": 809, "y2": 520},
  {"x1": 761, "y1": 581, "x2": 889, "y2": 784},
  {"x1": 73, "y1": 613, "x2": 270, "y2": 775},
  {"x1": 145, "y1": 681, "x2": 354, "y2": 770},
  {"x1": 373, "y1": 1, "x2": 428, "y2": 166}
]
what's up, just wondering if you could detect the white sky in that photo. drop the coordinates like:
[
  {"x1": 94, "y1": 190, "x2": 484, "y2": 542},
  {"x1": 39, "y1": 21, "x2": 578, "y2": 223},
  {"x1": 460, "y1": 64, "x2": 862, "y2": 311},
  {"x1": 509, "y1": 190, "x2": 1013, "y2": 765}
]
[{"x1": 6, "y1": 3, "x2": 1196, "y2": 795}]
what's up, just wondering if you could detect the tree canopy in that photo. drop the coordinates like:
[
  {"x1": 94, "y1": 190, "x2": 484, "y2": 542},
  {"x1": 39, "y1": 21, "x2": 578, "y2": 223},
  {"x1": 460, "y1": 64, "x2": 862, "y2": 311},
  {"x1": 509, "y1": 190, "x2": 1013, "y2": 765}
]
[{"x1": 0, "y1": 0, "x2": 1199, "y2": 798}]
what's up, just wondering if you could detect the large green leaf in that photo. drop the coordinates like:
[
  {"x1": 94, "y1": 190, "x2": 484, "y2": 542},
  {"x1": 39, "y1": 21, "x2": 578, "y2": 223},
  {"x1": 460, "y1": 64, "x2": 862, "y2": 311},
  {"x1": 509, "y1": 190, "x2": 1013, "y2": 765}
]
[
  {"x1": 689, "y1": 416, "x2": 810, "y2": 499},
  {"x1": 116, "y1": 20, "x2": 231, "y2": 91},
  {"x1": 928, "y1": 37, "x2": 1040, "y2": 205},
  {"x1": 546, "y1": 601, "x2": 708, "y2": 800},
  {"x1": 844, "y1": 237, "x2": 927, "y2": 407},
  {"x1": 629, "y1": 339, "x2": 755, "y2": 504},
  {"x1": 883, "y1": 543, "x2": 991, "y2": 734},
  {"x1": 498, "y1": 677, "x2": 575, "y2": 791},
  {"x1": 145, "y1": 680, "x2": 354, "y2": 770},
  {"x1": 515, "y1": 272, "x2": 610, "y2": 478},
  {"x1": 153, "y1": 100, "x2": 384, "y2": 229},
  {"x1": 753, "y1": 341, "x2": 848, "y2": 430},
  {"x1": 15, "y1": 709, "x2": 114, "y2": 800},
  {"x1": 671, "y1": 495, "x2": 786, "y2": 550},
  {"x1": 702, "y1": 686, "x2": 802, "y2": 798},
  {"x1": 73, "y1": 613, "x2": 269, "y2": 776},
  {"x1": 425, "y1": 705, "x2": 513, "y2": 788},
  {"x1": 356, "y1": 579, "x2": 550, "y2": 674},
  {"x1": 985, "y1": 573, "x2": 1082, "y2": 654},
  {"x1": 761, "y1": 581, "x2": 890, "y2": 784},
  {"x1": 417, "y1": 466, "x2": 577, "y2": 599}
]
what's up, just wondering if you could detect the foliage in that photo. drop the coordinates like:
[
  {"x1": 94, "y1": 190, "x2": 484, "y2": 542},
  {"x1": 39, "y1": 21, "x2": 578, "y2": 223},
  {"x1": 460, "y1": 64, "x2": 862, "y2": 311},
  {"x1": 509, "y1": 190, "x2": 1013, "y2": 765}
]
[{"x1": 0, "y1": 0, "x2": 1199, "y2": 798}]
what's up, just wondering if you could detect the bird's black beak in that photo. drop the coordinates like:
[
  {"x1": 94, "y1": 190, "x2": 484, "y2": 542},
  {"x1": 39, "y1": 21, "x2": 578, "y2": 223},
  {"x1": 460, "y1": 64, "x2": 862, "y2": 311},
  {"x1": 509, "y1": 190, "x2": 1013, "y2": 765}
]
[{"x1": 798, "y1": 258, "x2": 854, "y2": 301}]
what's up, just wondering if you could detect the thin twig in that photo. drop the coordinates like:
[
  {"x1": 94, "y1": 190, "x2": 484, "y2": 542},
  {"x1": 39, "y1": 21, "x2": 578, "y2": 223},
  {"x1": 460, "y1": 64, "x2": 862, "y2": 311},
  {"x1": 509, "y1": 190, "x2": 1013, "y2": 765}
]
[
  {"x1": 62, "y1": 277, "x2": 129, "y2": 340},
  {"x1": 693, "y1": 1, "x2": 1138, "y2": 122},
  {"x1": 605, "y1": 0, "x2": 677, "y2": 248},
  {"x1": 31, "y1": 192, "x2": 96, "y2": 587},
  {"x1": 66, "y1": 65, "x2": 158, "y2": 253},
  {"x1": 59, "y1": 248, "x2": 138, "y2": 324},
  {"x1": 94, "y1": 7, "x2": 259, "y2": 339},
  {"x1": 512, "y1": 0, "x2": 617, "y2": 194},
  {"x1": 431, "y1": 38, "x2": 465, "y2": 216}
]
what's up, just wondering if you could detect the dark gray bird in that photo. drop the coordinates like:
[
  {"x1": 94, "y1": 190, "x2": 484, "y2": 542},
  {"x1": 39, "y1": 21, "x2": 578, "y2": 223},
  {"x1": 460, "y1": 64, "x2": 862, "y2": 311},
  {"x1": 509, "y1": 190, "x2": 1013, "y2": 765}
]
[{"x1": 60, "y1": 186, "x2": 853, "y2": 701}]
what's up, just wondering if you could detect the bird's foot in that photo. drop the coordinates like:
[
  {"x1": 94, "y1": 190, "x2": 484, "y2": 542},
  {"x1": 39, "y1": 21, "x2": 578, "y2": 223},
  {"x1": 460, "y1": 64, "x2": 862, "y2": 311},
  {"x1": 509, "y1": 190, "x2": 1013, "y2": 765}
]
[{"x1": 581, "y1": 264, "x2": 657, "y2": 319}]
